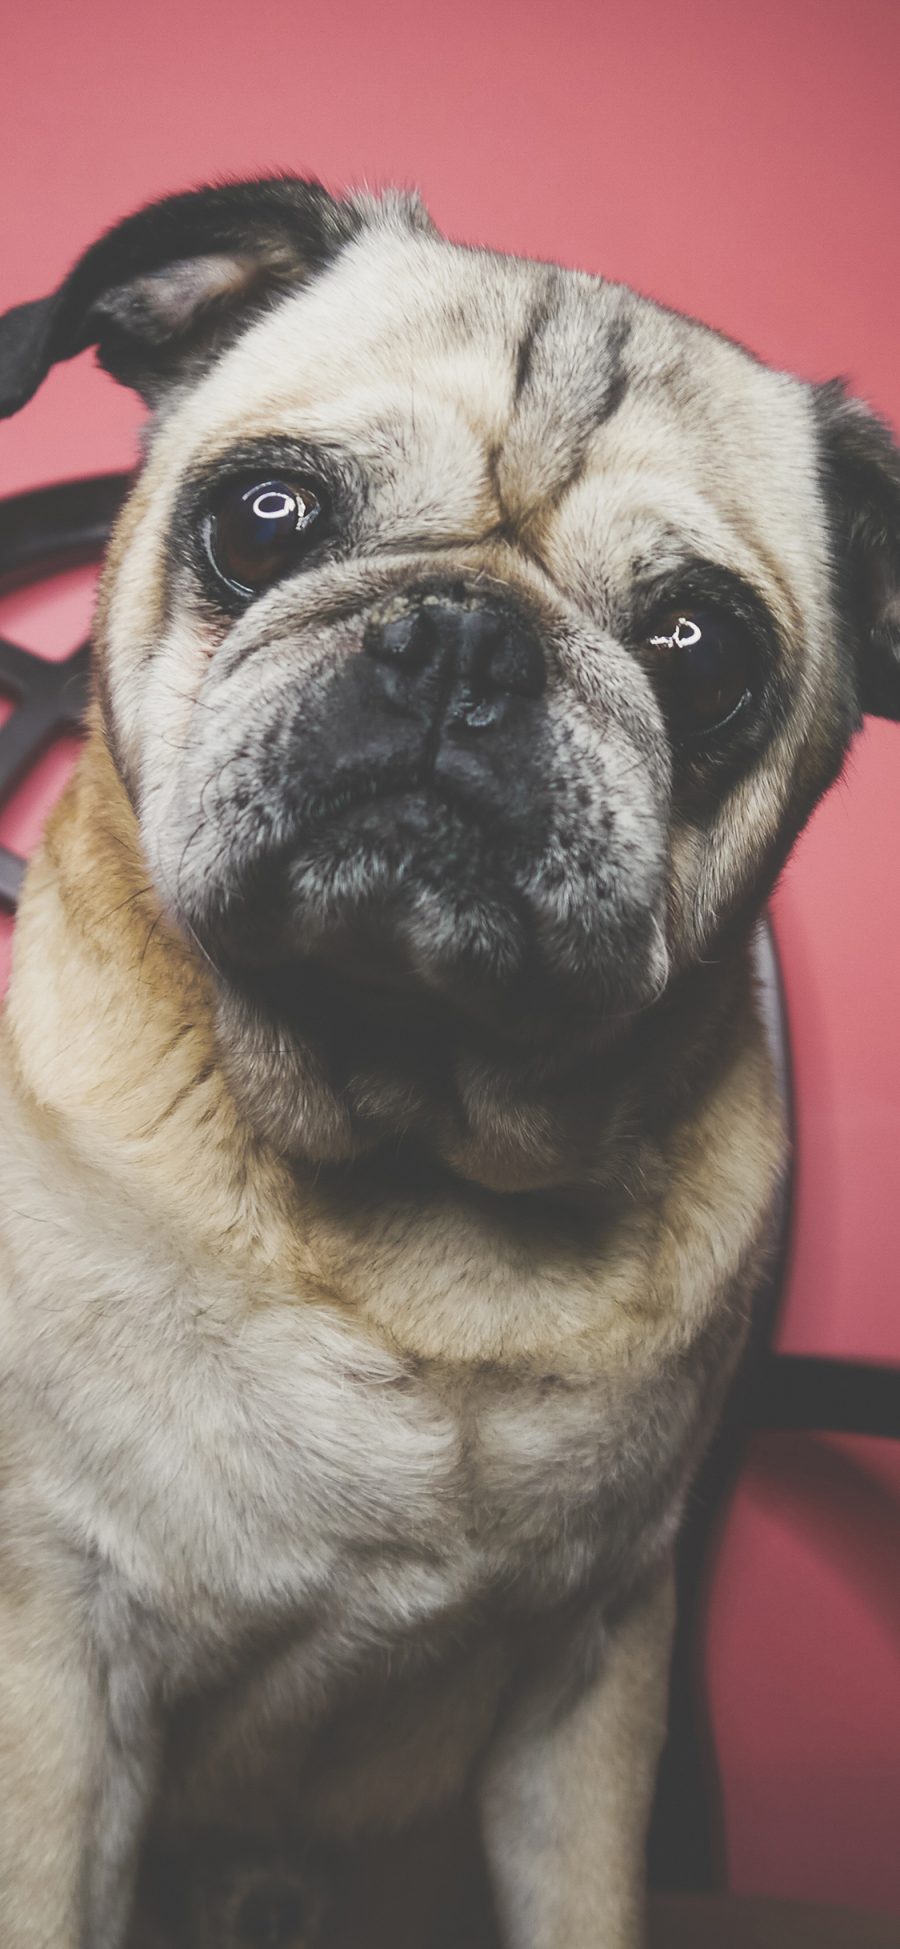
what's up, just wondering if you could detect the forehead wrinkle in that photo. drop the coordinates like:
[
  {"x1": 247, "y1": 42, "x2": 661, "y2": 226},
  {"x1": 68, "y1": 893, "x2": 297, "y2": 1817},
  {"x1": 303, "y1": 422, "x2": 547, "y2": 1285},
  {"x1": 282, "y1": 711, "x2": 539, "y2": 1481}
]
[
  {"x1": 541, "y1": 465, "x2": 775, "y2": 629},
  {"x1": 498, "y1": 301, "x2": 635, "y2": 526},
  {"x1": 512, "y1": 274, "x2": 560, "y2": 404},
  {"x1": 534, "y1": 363, "x2": 824, "y2": 648}
]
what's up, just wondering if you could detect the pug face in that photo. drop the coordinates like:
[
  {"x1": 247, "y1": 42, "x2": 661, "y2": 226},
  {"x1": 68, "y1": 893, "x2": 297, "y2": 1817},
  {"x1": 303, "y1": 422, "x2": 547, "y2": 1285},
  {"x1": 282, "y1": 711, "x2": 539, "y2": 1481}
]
[{"x1": 2, "y1": 180, "x2": 898, "y2": 1181}]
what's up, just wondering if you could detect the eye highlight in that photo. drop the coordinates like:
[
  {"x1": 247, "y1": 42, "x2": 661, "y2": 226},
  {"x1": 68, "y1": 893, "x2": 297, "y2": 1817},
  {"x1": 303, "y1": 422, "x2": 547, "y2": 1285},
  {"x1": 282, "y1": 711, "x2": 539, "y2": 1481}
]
[
  {"x1": 644, "y1": 605, "x2": 755, "y2": 739},
  {"x1": 206, "y1": 476, "x2": 327, "y2": 597}
]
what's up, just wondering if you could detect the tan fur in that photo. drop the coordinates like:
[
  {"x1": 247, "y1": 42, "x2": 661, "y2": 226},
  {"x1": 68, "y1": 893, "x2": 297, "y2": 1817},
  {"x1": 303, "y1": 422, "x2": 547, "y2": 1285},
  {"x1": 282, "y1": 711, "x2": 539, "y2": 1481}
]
[
  {"x1": 1, "y1": 184, "x2": 853, "y2": 1949},
  {"x1": 7, "y1": 733, "x2": 320, "y2": 1285},
  {"x1": 0, "y1": 712, "x2": 781, "y2": 1949}
]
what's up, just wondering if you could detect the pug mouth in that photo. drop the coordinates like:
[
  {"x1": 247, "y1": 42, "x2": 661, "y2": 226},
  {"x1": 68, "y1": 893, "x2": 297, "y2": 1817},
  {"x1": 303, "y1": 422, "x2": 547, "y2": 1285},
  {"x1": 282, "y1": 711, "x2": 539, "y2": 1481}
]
[
  {"x1": 187, "y1": 775, "x2": 667, "y2": 1045},
  {"x1": 157, "y1": 647, "x2": 670, "y2": 1040},
  {"x1": 272, "y1": 757, "x2": 540, "y2": 859},
  {"x1": 208, "y1": 839, "x2": 551, "y2": 1039}
]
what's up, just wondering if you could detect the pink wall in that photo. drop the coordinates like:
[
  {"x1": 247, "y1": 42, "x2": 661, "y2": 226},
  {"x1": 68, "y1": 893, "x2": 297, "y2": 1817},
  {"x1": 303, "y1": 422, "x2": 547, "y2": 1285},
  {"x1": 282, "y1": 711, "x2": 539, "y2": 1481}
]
[{"x1": 2, "y1": 0, "x2": 899, "y2": 1916}]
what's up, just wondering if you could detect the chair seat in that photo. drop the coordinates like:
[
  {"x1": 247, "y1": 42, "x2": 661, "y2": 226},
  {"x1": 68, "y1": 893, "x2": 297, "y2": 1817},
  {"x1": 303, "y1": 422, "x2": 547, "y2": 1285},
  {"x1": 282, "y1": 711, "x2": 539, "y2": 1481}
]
[{"x1": 648, "y1": 1894, "x2": 900, "y2": 1947}]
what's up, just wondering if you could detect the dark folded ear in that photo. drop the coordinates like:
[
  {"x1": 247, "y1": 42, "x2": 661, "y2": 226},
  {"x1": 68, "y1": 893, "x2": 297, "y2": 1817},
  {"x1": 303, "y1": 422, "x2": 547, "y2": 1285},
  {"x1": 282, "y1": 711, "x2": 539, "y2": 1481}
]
[
  {"x1": 0, "y1": 176, "x2": 362, "y2": 417},
  {"x1": 815, "y1": 378, "x2": 900, "y2": 720}
]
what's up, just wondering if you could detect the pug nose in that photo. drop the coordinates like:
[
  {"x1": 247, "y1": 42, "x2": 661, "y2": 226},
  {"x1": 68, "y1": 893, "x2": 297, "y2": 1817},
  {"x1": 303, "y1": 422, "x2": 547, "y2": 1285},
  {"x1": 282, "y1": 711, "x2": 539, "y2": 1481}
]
[{"x1": 363, "y1": 597, "x2": 545, "y2": 722}]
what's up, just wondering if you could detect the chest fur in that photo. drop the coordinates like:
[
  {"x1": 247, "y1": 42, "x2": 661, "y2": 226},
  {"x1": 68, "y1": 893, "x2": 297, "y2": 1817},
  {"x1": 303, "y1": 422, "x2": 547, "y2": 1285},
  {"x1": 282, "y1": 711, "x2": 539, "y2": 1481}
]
[
  {"x1": 1, "y1": 1078, "x2": 722, "y2": 1711},
  {"x1": 4, "y1": 1229, "x2": 690, "y2": 1692}
]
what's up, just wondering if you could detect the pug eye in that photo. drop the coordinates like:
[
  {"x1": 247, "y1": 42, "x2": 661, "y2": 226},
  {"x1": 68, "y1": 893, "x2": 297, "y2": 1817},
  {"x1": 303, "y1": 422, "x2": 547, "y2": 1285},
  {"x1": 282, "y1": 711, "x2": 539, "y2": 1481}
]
[
  {"x1": 646, "y1": 607, "x2": 754, "y2": 738},
  {"x1": 207, "y1": 477, "x2": 326, "y2": 596}
]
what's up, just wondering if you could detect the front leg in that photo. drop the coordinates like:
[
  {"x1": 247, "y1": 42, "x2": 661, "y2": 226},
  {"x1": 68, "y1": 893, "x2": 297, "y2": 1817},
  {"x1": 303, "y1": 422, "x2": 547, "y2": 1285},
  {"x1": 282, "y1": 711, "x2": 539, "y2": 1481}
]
[
  {"x1": 0, "y1": 1556, "x2": 157, "y2": 1949},
  {"x1": 478, "y1": 1571, "x2": 675, "y2": 1949}
]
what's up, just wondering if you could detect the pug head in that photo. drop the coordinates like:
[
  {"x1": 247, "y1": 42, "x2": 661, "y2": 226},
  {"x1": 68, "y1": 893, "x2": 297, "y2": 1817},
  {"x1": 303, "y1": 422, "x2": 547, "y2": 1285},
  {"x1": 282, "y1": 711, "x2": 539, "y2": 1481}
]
[{"x1": 2, "y1": 178, "x2": 899, "y2": 1185}]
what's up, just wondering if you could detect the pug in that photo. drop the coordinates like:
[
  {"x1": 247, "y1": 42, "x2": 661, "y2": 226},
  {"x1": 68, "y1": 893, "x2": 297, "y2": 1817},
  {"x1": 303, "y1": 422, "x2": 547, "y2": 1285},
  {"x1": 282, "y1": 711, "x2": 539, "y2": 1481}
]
[{"x1": 0, "y1": 176, "x2": 898, "y2": 1949}]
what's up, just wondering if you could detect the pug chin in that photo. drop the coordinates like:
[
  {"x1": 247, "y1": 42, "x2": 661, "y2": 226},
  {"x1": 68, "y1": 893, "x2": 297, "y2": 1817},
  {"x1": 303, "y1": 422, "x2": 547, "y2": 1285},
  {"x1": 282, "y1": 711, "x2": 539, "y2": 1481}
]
[{"x1": 198, "y1": 784, "x2": 669, "y2": 1180}]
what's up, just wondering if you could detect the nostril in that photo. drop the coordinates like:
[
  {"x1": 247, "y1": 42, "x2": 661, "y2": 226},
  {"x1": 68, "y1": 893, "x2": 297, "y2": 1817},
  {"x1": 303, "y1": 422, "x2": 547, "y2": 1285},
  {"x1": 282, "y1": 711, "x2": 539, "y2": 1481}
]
[
  {"x1": 468, "y1": 617, "x2": 506, "y2": 679},
  {"x1": 463, "y1": 615, "x2": 545, "y2": 701},
  {"x1": 363, "y1": 595, "x2": 545, "y2": 707},
  {"x1": 363, "y1": 609, "x2": 434, "y2": 669}
]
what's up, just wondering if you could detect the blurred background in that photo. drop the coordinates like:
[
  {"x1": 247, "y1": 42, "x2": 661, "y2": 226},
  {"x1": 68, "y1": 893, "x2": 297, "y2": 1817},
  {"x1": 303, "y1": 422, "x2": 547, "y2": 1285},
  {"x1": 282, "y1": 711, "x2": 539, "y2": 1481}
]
[{"x1": 1, "y1": 0, "x2": 899, "y2": 1922}]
